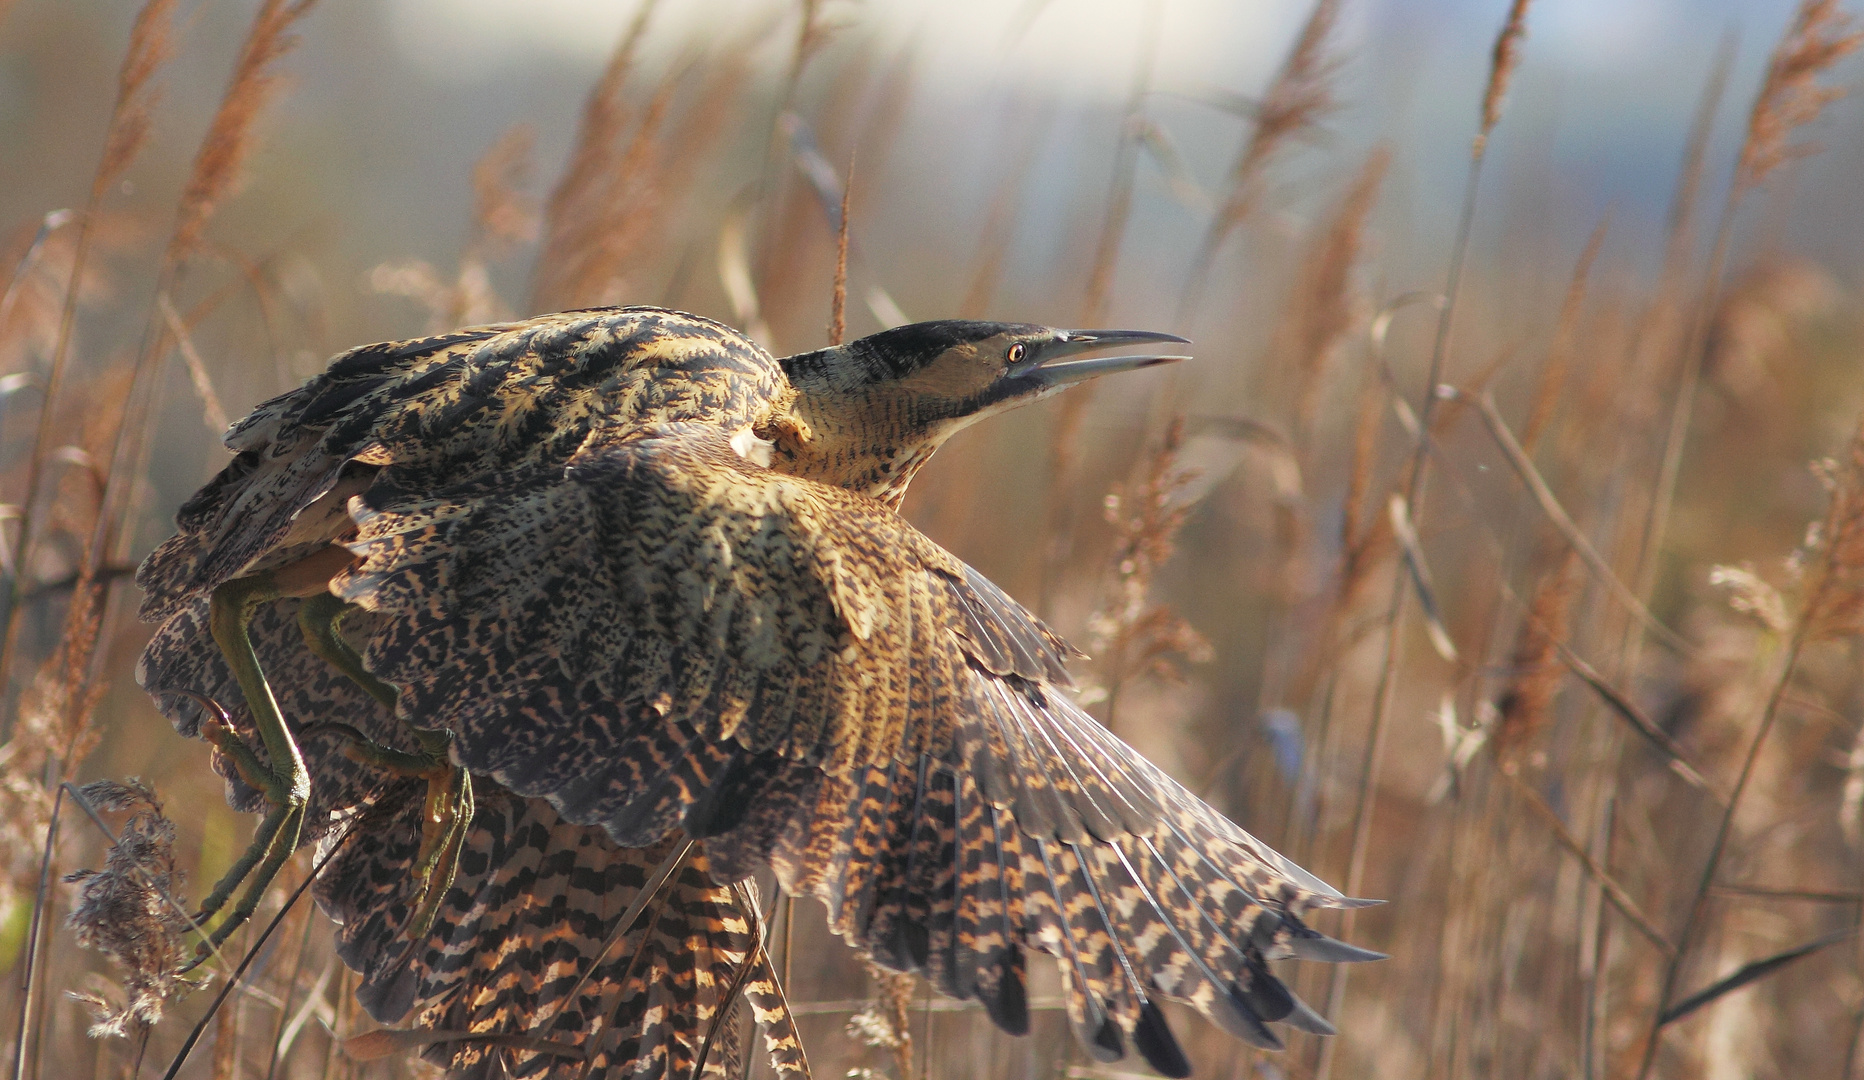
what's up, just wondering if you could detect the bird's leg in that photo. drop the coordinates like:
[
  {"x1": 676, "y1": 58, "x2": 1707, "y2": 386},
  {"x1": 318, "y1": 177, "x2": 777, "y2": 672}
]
[
  {"x1": 295, "y1": 589, "x2": 472, "y2": 939},
  {"x1": 296, "y1": 591, "x2": 398, "y2": 709},
  {"x1": 193, "y1": 571, "x2": 309, "y2": 960}
]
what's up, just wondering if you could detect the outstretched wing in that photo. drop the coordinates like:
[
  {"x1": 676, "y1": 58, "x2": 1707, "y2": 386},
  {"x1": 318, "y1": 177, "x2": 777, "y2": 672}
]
[
  {"x1": 135, "y1": 306, "x2": 788, "y2": 625},
  {"x1": 330, "y1": 420, "x2": 1372, "y2": 1076}
]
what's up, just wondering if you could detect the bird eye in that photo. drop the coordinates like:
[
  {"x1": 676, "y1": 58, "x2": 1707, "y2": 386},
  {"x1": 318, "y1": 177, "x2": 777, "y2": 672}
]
[{"x1": 1007, "y1": 343, "x2": 1027, "y2": 365}]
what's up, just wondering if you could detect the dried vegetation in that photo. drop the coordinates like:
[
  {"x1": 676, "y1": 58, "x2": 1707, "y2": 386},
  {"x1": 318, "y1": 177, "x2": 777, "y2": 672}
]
[{"x1": 3, "y1": 0, "x2": 1864, "y2": 1077}]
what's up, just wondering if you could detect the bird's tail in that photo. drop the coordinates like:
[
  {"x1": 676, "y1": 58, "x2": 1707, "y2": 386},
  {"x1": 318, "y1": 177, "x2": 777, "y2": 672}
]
[
  {"x1": 319, "y1": 788, "x2": 809, "y2": 1079},
  {"x1": 139, "y1": 596, "x2": 807, "y2": 1079}
]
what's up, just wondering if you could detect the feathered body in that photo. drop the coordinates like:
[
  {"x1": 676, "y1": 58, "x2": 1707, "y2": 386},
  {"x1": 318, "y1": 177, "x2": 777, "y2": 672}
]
[{"x1": 136, "y1": 307, "x2": 1371, "y2": 1079}]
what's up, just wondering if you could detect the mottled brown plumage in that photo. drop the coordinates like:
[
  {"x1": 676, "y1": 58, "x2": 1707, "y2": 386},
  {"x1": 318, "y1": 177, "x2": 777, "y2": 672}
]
[{"x1": 136, "y1": 306, "x2": 1376, "y2": 1079}]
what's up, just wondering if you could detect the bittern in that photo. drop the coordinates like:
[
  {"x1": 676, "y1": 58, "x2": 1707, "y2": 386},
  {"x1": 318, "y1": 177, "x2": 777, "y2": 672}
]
[{"x1": 136, "y1": 307, "x2": 1379, "y2": 1079}]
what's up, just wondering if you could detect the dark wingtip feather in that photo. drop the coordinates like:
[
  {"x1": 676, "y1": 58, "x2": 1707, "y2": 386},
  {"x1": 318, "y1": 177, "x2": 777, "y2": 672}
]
[
  {"x1": 1216, "y1": 986, "x2": 1284, "y2": 1050},
  {"x1": 1282, "y1": 993, "x2": 1337, "y2": 1036},
  {"x1": 1230, "y1": 957, "x2": 1294, "y2": 1023},
  {"x1": 1065, "y1": 991, "x2": 1124, "y2": 1064},
  {"x1": 899, "y1": 919, "x2": 930, "y2": 970},
  {"x1": 1284, "y1": 931, "x2": 1387, "y2": 964},
  {"x1": 1134, "y1": 999, "x2": 1196, "y2": 1077},
  {"x1": 982, "y1": 964, "x2": 1029, "y2": 1036}
]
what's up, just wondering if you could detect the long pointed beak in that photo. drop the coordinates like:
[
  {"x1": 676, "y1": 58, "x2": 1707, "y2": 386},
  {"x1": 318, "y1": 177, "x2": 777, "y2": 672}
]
[{"x1": 1020, "y1": 329, "x2": 1192, "y2": 387}]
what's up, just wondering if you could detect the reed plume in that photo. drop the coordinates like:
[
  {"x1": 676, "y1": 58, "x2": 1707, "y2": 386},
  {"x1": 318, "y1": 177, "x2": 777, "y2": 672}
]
[
  {"x1": 470, "y1": 124, "x2": 541, "y2": 257},
  {"x1": 1735, "y1": 0, "x2": 1862, "y2": 197},
  {"x1": 1521, "y1": 216, "x2": 1607, "y2": 452},
  {"x1": 169, "y1": 0, "x2": 320, "y2": 263},
  {"x1": 1493, "y1": 551, "x2": 1579, "y2": 762},
  {"x1": 1084, "y1": 419, "x2": 1212, "y2": 726},
  {"x1": 1475, "y1": 0, "x2": 1532, "y2": 156},
  {"x1": 62, "y1": 780, "x2": 188, "y2": 1039},
  {"x1": 1290, "y1": 146, "x2": 1390, "y2": 443},
  {"x1": 530, "y1": 0, "x2": 658, "y2": 311},
  {"x1": 1184, "y1": 0, "x2": 1339, "y2": 298}
]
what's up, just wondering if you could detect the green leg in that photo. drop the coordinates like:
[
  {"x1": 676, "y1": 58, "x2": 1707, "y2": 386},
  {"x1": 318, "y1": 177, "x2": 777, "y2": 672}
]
[
  {"x1": 295, "y1": 592, "x2": 473, "y2": 939},
  {"x1": 297, "y1": 592, "x2": 399, "y2": 711},
  {"x1": 191, "y1": 572, "x2": 309, "y2": 961}
]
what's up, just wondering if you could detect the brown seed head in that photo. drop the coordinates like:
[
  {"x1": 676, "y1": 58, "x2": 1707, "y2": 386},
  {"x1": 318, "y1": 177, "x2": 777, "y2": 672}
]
[
  {"x1": 1736, "y1": 0, "x2": 1863, "y2": 196},
  {"x1": 1477, "y1": 0, "x2": 1533, "y2": 155},
  {"x1": 62, "y1": 780, "x2": 189, "y2": 1038},
  {"x1": 169, "y1": 0, "x2": 320, "y2": 263}
]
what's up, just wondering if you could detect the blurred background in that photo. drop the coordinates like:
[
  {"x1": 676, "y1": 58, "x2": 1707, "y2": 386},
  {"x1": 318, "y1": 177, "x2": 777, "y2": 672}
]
[{"x1": 4, "y1": 0, "x2": 1864, "y2": 1076}]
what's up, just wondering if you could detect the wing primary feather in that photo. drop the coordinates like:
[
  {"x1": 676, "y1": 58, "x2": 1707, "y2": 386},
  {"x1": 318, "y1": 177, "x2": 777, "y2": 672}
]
[
  {"x1": 1279, "y1": 916, "x2": 1389, "y2": 964},
  {"x1": 820, "y1": 762, "x2": 881, "y2": 927},
  {"x1": 950, "y1": 770, "x2": 983, "y2": 1002},
  {"x1": 1030, "y1": 836, "x2": 1123, "y2": 1063},
  {"x1": 1065, "y1": 839, "x2": 1206, "y2": 1073},
  {"x1": 944, "y1": 586, "x2": 1017, "y2": 675},
  {"x1": 921, "y1": 768, "x2": 961, "y2": 998},
  {"x1": 1042, "y1": 710, "x2": 1333, "y2": 1040},
  {"x1": 1047, "y1": 712, "x2": 1275, "y2": 915},
  {"x1": 957, "y1": 564, "x2": 1074, "y2": 684},
  {"x1": 870, "y1": 755, "x2": 930, "y2": 970},
  {"x1": 1135, "y1": 835, "x2": 1245, "y2": 954},
  {"x1": 1005, "y1": 686, "x2": 1129, "y2": 841},
  {"x1": 1111, "y1": 840, "x2": 1282, "y2": 1048},
  {"x1": 961, "y1": 580, "x2": 1043, "y2": 678},
  {"x1": 1050, "y1": 706, "x2": 1351, "y2": 908},
  {"x1": 1021, "y1": 691, "x2": 1158, "y2": 833},
  {"x1": 980, "y1": 679, "x2": 1081, "y2": 842},
  {"x1": 889, "y1": 755, "x2": 936, "y2": 971},
  {"x1": 1282, "y1": 991, "x2": 1337, "y2": 1035},
  {"x1": 982, "y1": 804, "x2": 1030, "y2": 1036},
  {"x1": 839, "y1": 760, "x2": 901, "y2": 937},
  {"x1": 683, "y1": 749, "x2": 769, "y2": 839}
]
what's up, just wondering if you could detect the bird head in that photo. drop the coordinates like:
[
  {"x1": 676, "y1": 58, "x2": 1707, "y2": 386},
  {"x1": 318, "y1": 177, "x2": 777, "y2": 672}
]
[{"x1": 765, "y1": 321, "x2": 1189, "y2": 507}]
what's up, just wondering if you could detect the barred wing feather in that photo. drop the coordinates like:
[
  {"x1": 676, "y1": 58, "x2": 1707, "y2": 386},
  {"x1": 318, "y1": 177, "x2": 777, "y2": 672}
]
[{"x1": 328, "y1": 421, "x2": 1373, "y2": 1077}]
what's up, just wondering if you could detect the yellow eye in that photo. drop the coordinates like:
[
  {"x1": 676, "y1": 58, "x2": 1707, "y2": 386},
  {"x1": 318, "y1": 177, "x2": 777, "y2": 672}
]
[{"x1": 1007, "y1": 343, "x2": 1027, "y2": 365}]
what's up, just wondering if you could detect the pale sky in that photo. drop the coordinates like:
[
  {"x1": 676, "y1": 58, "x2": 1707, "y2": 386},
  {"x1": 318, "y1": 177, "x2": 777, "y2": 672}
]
[{"x1": 382, "y1": 0, "x2": 1779, "y2": 94}]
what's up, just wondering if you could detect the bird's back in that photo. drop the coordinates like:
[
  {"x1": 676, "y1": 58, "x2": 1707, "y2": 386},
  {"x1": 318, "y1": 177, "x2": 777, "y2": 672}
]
[{"x1": 136, "y1": 307, "x2": 790, "y2": 624}]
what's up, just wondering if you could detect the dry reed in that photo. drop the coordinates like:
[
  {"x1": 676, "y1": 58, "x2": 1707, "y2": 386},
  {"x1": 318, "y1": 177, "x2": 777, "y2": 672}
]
[
  {"x1": 62, "y1": 780, "x2": 187, "y2": 1041},
  {"x1": 1735, "y1": 0, "x2": 1862, "y2": 197},
  {"x1": 1289, "y1": 145, "x2": 1390, "y2": 444},
  {"x1": 1083, "y1": 418, "x2": 1213, "y2": 727},
  {"x1": 1317, "y1": 7, "x2": 1533, "y2": 1075},
  {"x1": 12, "y1": 2, "x2": 1864, "y2": 1077},
  {"x1": 168, "y1": 0, "x2": 319, "y2": 264},
  {"x1": 470, "y1": 125, "x2": 542, "y2": 257},
  {"x1": 537, "y1": 56, "x2": 685, "y2": 312},
  {"x1": 1183, "y1": 0, "x2": 1339, "y2": 304},
  {"x1": 1037, "y1": 1, "x2": 1163, "y2": 617},
  {"x1": 1493, "y1": 551, "x2": 1579, "y2": 760},
  {"x1": 1521, "y1": 215, "x2": 1607, "y2": 452},
  {"x1": 0, "y1": 0, "x2": 174, "y2": 720},
  {"x1": 848, "y1": 961, "x2": 915, "y2": 1080},
  {"x1": 1475, "y1": 0, "x2": 1532, "y2": 156},
  {"x1": 530, "y1": 0, "x2": 658, "y2": 312},
  {"x1": 829, "y1": 153, "x2": 851, "y2": 346},
  {"x1": 1638, "y1": 420, "x2": 1864, "y2": 1077}
]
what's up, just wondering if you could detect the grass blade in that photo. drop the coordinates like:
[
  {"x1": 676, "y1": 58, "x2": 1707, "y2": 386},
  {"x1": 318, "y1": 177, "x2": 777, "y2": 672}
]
[{"x1": 1658, "y1": 928, "x2": 1855, "y2": 1026}]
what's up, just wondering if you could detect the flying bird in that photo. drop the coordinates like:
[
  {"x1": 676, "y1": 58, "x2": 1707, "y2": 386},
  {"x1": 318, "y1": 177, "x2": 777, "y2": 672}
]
[{"x1": 136, "y1": 306, "x2": 1379, "y2": 1079}]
